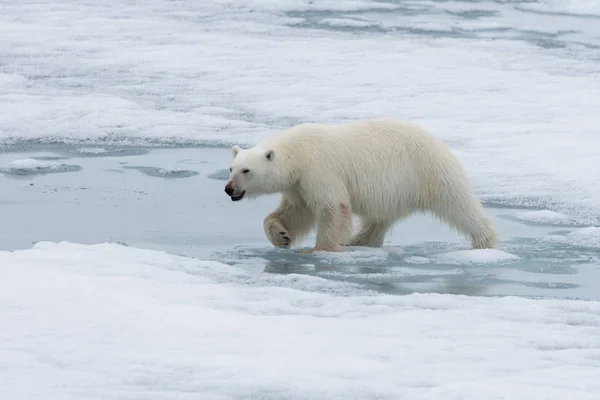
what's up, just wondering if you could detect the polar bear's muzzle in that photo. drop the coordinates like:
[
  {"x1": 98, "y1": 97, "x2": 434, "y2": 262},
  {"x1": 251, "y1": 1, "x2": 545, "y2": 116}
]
[
  {"x1": 224, "y1": 182, "x2": 246, "y2": 201},
  {"x1": 230, "y1": 191, "x2": 245, "y2": 201}
]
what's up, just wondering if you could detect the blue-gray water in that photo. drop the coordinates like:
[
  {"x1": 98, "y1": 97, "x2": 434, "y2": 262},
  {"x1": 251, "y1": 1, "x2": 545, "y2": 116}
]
[{"x1": 1, "y1": 145, "x2": 598, "y2": 301}]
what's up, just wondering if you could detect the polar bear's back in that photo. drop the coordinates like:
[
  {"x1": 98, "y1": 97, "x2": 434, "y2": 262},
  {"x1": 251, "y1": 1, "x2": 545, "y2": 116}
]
[
  {"x1": 270, "y1": 117, "x2": 451, "y2": 158},
  {"x1": 264, "y1": 117, "x2": 477, "y2": 221}
]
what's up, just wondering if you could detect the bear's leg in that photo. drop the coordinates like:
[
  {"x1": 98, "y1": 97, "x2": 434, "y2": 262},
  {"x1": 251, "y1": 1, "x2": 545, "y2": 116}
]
[
  {"x1": 339, "y1": 204, "x2": 355, "y2": 246},
  {"x1": 297, "y1": 202, "x2": 352, "y2": 254},
  {"x1": 264, "y1": 217, "x2": 293, "y2": 248},
  {"x1": 431, "y1": 195, "x2": 497, "y2": 249},
  {"x1": 348, "y1": 218, "x2": 390, "y2": 247},
  {"x1": 264, "y1": 195, "x2": 315, "y2": 248}
]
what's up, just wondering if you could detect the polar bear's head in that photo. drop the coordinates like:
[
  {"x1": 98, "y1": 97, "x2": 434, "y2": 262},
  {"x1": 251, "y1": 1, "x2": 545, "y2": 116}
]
[{"x1": 224, "y1": 144, "x2": 277, "y2": 201}]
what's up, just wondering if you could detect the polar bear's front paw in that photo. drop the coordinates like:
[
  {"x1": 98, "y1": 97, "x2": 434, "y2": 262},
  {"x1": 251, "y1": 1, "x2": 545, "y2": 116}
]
[{"x1": 265, "y1": 219, "x2": 292, "y2": 248}]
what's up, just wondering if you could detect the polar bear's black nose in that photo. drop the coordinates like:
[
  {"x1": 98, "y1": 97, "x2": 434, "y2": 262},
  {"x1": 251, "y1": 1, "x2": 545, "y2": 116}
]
[{"x1": 225, "y1": 185, "x2": 234, "y2": 196}]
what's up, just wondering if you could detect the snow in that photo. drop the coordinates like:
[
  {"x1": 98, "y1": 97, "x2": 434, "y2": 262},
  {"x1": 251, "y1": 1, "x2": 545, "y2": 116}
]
[
  {"x1": 546, "y1": 227, "x2": 600, "y2": 248},
  {"x1": 324, "y1": 248, "x2": 522, "y2": 266},
  {"x1": 320, "y1": 18, "x2": 380, "y2": 28},
  {"x1": 0, "y1": 158, "x2": 80, "y2": 175},
  {"x1": 77, "y1": 147, "x2": 108, "y2": 155},
  {"x1": 401, "y1": 249, "x2": 521, "y2": 266},
  {"x1": 515, "y1": 210, "x2": 574, "y2": 225},
  {"x1": 523, "y1": 0, "x2": 600, "y2": 16},
  {"x1": 3, "y1": 158, "x2": 53, "y2": 170},
  {"x1": 404, "y1": 256, "x2": 433, "y2": 264},
  {"x1": 1, "y1": 1, "x2": 600, "y2": 397},
  {"x1": 434, "y1": 249, "x2": 521, "y2": 265},
  {"x1": 156, "y1": 167, "x2": 189, "y2": 175},
  {"x1": 1, "y1": 241, "x2": 599, "y2": 399},
  {"x1": 240, "y1": 0, "x2": 400, "y2": 12}
]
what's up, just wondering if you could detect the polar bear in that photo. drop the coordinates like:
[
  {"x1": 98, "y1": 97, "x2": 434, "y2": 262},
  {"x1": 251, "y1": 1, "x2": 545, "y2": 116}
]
[{"x1": 224, "y1": 117, "x2": 496, "y2": 253}]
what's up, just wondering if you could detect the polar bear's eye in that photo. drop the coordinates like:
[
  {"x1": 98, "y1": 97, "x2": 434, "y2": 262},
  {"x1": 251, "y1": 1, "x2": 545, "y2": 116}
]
[
  {"x1": 229, "y1": 167, "x2": 232, "y2": 172},
  {"x1": 242, "y1": 169, "x2": 250, "y2": 174}
]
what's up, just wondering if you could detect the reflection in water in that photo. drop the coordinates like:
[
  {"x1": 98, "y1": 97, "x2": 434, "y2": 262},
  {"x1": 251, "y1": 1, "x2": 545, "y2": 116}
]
[{"x1": 226, "y1": 237, "x2": 600, "y2": 300}]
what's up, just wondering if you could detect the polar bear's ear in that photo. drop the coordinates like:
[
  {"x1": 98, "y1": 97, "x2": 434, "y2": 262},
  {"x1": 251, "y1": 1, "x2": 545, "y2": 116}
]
[
  {"x1": 265, "y1": 149, "x2": 275, "y2": 161},
  {"x1": 232, "y1": 145, "x2": 241, "y2": 158}
]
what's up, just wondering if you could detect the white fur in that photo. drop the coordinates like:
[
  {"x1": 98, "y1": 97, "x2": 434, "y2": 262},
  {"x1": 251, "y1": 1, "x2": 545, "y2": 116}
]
[{"x1": 225, "y1": 117, "x2": 497, "y2": 253}]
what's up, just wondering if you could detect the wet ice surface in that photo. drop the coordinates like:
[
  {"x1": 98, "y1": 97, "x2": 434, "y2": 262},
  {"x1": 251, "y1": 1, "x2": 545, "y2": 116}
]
[{"x1": 1, "y1": 146, "x2": 598, "y2": 301}]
